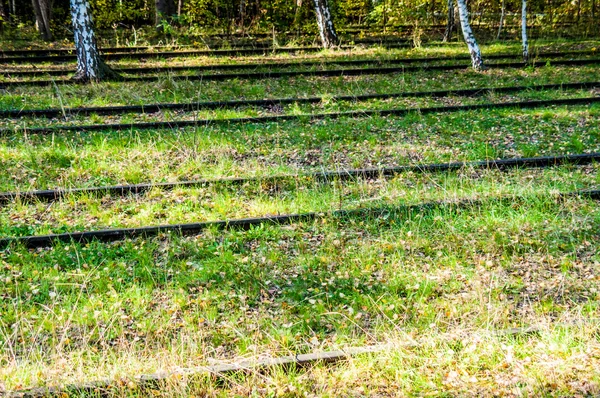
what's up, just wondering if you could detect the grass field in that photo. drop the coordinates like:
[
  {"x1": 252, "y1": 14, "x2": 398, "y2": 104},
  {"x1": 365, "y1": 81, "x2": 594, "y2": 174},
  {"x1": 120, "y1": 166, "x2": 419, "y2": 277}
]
[{"x1": 1, "y1": 40, "x2": 600, "y2": 396}]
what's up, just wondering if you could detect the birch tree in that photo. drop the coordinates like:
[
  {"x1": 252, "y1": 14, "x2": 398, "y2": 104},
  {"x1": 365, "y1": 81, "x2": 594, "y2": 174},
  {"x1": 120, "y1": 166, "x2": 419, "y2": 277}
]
[
  {"x1": 313, "y1": 0, "x2": 339, "y2": 48},
  {"x1": 496, "y1": 0, "x2": 505, "y2": 39},
  {"x1": 456, "y1": 0, "x2": 484, "y2": 70},
  {"x1": 70, "y1": 0, "x2": 118, "y2": 82},
  {"x1": 32, "y1": 0, "x2": 52, "y2": 41},
  {"x1": 443, "y1": 0, "x2": 454, "y2": 42},
  {"x1": 521, "y1": 0, "x2": 528, "y2": 62}
]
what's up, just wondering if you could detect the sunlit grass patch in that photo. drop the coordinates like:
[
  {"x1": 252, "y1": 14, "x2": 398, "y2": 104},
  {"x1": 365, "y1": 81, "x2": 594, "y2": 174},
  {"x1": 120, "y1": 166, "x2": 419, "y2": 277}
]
[
  {"x1": 1, "y1": 194, "x2": 600, "y2": 392},
  {"x1": 2, "y1": 40, "x2": 600, "y2": 394}
]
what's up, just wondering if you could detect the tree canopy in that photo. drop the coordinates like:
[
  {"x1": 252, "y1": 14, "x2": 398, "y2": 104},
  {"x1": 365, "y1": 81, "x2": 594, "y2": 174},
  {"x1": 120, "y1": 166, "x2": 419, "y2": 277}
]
[{"x1": 1, "y1": 0, "x2": 597, "y2": 43}]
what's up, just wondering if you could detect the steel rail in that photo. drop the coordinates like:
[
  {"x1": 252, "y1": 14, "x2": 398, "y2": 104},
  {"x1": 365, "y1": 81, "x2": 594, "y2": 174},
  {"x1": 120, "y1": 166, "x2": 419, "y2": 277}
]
[
  {"x1": 0, "y1": 43, "x2": 411, "y2": 64},
  {"x1": 0, "y1": 46, "x2": 322, "y2": 63},
  {"x1": 2, "y1": 50, "x2": 596, "y2": 78},
  {"x1": 0, "y1": 46, "x2": 153, "y2": 57},
  {"x1": 1, "y1": 189, "x2": 598, "y2": 249},
  {"x1": 0, "y1": 39, "x2": 412, "y2": 58},
  {"x1": 0, "y1": 44, "x2": 332, "y2": 57},
  {"x1": 6, "y1": 316, "x2": 586, "y2": 397},
  {"x1": 2, "y1": 96, "x2": 599, "y2": 136},
  {"x1": 5, "y1": 345, "x2": 387, "y2": 397},
  {"x1": 2, "y1": 58, "x2": 600, "y2": 89},
  {"x1": 2, "y1": 81, "x2": 599, "y2": 119},
  {"x1": 1, "y1": 153, "x2": 598, "y2": 204},
  {"x1": 0, "y1": 45, "x2": 264, "y2": 57}
]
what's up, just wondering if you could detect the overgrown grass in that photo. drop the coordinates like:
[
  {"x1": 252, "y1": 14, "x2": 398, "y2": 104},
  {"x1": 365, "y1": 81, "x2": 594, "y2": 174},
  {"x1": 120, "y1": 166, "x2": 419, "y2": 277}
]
[
  {"x1": 3, "y1": 62, "x2": 600, "y2": 110},
  {"x1": 1, "y1": 165, "x2": 598, "y2": 236},
  {"x1": 4, "y1": 86, "x2": 600, "y2": 130},
  {"x1": 1, "y1": 104, "x2": 598, "y2": 192},
  {"x1": 2, "y1": 195, "x2": 599, "y2": 393},
  {"x1": 1, "y1": 40, "x2": 600, "y2": 395}
]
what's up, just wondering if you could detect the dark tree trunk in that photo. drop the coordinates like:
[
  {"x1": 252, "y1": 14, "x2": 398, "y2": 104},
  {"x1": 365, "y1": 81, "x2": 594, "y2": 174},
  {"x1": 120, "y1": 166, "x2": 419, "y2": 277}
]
[
  {"x1": 522, "y1": 0, "x2": 528, "y2": 62},
  {"x1": 239, "y1": 0, "x2": 246, "y2": 31},
  {"x1": 70, "y1": 0, "x2": 119, "y2": 82},
  {"x1": 294, "y1": 0, "x2": 302, "y2": 34},
  {"x1": 312, "y1": 0, "x2": 339, "y2": 48},
  {"x1": 0, "y1": 0, "x2": 6, "y2": 32},
  {"x1": 456, "y1": 0, "x2": 484, "y2": 70},
  {"x1": 8, "y1": 0, "x2": 14, "y2": 20},
  {"x1": 32, "y1": 0, "x2": 53, "y2": 41},
  {"x1": 443, "y1": 0, "x2": 455, "y2": 41},
  {"x1": 155, "y1": 0, "x2": 175, "y2": 26},
  {"x1": 382, "y1": 0, "x2": 387, "y2": 32}
]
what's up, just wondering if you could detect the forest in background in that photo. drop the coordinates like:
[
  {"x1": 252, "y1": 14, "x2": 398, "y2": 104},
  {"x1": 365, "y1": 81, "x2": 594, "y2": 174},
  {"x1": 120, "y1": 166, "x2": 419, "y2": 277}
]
[{"x1": 0, "y1": 0, "x2": 598, "y2": 46}]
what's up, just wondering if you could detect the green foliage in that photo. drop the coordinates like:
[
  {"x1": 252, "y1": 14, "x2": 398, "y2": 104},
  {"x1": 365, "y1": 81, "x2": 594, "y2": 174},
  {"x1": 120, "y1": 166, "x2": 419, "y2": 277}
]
[
  {"x1": 2, "y1": 0, "x2": 599, "y2": 43},
  {"x1": 89, "y1": 0, "x2": 152, "y2": 28}
]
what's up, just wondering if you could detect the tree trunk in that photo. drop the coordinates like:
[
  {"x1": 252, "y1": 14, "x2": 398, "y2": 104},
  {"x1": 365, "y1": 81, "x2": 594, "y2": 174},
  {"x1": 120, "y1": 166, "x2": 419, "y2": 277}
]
[
  {"x1": 382, "y1": 0, "x2": 387, "y2": 32},
  {"x1": 312, "y1": 0, "x2": 339, "y2": 48},
  {"x1": 496, "y1": 0, "x2": 505, "y2": 40},
  {"x1": 239, "y1": 0, "x2": 246, "y2": 32},
  {"x1": 177, "y1": 0, "x2": 182, "y2": 16},
  {"x1": 0, "y1": 0, "x2": 4, "y2": 32},
  {"x1": 155, "y1": 0, "x2": 175, "y2": 26},
  {"x1": 522, "y1": 0, "x2": 528, "y2": 62},
  {"x1": 456, "y1": 0, "x2": 484, "y2": 70},
  {"x1": 443, "y1": 0, "x2": 455, "y2": 42},
  {"x1": 32, "y1": 0, "x2": 53, "y2": 41},
  {"x1": 70, "y1": 0, "x2": 118, "y2": 82},
  {"x1": 294, "y1": 0, "x2": 302, "y2": 34}
]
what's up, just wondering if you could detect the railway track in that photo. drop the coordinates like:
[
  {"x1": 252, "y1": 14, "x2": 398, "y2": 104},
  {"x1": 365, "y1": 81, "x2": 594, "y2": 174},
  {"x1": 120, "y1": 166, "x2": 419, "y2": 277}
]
[
  {"x1": 1, "y1": 153, "x2": 598, "y2": 204},
  {"x1": 0, "y1": 43, "x2": 411, "y2": 64},
  {"x1": 1, "y1": 189, "x2": 598, "y2": 249},
  {"x1": 2, "y1": 50, "x2": 596, "y2": 78},
  {"x1": 2, "y1": 96, "x2": 598, "y2": 135},
  {"x1": 2, "y1": 57, "x2": 599, "y2": 88},
  {"x1": 2, "y1": 81, "x2": 598, "y2": 119}
]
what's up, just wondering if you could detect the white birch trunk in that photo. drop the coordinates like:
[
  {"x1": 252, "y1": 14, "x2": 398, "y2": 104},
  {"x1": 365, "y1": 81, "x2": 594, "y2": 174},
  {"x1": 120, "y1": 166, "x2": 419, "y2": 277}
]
[
  {"x1": 496, "y1": 0, "x2": 505, "y2": 40},
  {"x1": 313, "y1": 0, "x2": 339, "y2": 48},
  {"x1": 294, "y1": 0, "x2": 302, "y2": 32},
  {"x1": 522, "y1": 0, "x2": 528, "y2": 62},
  {"x1": 443, "y1": 0, "x2": 454, "y2": 42},
  {"x1": 70, "y1": 0, "x2": 116, "y2": 81},
  {"x1": 456, "y1": 0, "x2": 484, "y2": 70}
]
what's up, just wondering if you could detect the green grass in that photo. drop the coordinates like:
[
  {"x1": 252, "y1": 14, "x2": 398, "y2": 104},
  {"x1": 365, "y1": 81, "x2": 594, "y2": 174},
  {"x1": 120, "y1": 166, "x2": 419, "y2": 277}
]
[
  {"x1": 3, "y1": 62, "x2": 600, "y2": 110},
  {"x1": 1, "y1": 104, "x2": 598, "y2": 192},
  {"x1": 2, "y1": 195, "x2": 600, "y2": 394},
  {"x1": 0, "y1": 165, "x2": 598, "y2": 236},
  {"x1": 4, "y1": 86, "x2": 600, "y2": 130},
  {"x1": 1, "y1": 40, "x2": 600, "y2": 395}
]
